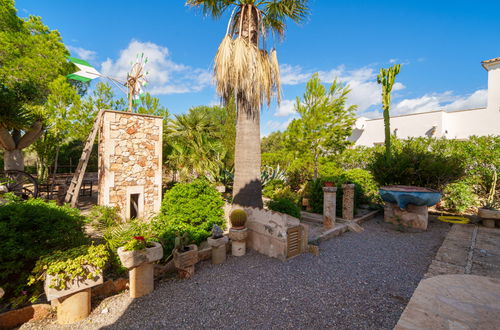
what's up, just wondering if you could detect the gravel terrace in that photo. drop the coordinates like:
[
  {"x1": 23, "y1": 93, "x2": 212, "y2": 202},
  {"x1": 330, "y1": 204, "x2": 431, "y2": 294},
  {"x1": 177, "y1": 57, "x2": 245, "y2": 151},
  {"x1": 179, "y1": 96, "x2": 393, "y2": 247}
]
[{"x1": 21, "y1": 216, "x2": 449, "y2": 330}]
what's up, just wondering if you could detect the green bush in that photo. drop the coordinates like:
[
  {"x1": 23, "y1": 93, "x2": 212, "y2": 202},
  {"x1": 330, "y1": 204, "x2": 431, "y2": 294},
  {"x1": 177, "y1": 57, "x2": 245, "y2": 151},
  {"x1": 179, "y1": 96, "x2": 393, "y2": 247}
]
[
  {"x1": 369, "y1": 138, "x2": 466, "y2": 190},
  {"x1": 262, "y1": 179, "x2": 286, "y2": 198},
  {"x1": 153, "y1": 178, "x2": 225, "y2": 255},
  {"x1": 0, "y1": 199, "x2": 88, "y2": 309},
  {"x1": 442, "y1": 181, "x2": 477, "y2": 213},
  {"x1": 266, "y1": 198, "x2": 301, "y2": 218},
  {"x1": 306, "y1": 169, "x2": 380, "y2": 215}
]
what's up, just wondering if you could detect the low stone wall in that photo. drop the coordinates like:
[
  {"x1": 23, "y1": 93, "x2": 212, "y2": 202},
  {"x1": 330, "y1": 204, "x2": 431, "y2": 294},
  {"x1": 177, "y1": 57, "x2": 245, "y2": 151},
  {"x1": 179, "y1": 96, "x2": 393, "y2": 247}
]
[{"x1": 244, "y1": 207, "x2": 308, "y2": 260}]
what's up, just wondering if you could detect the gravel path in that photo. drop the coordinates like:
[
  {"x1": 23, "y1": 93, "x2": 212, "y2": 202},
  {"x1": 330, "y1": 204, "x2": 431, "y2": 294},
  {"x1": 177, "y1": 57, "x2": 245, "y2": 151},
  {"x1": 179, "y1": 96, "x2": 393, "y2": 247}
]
[{"x1": 21, "y1": 216, "x2": 449, "y2": 330}]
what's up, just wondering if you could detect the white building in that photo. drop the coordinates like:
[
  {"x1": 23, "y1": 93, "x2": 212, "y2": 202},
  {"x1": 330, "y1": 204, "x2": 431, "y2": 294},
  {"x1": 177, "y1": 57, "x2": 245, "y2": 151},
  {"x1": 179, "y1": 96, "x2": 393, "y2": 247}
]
[{"x1": 351, "y1": 57, "x2": 500, "y2": 146}]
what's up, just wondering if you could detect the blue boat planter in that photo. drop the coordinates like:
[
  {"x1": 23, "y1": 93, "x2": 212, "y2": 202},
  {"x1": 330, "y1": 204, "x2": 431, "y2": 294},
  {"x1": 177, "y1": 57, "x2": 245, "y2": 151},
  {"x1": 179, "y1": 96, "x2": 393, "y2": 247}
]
[{"x1": 380, "y1": 185, "x2": 441, "y2": 209}]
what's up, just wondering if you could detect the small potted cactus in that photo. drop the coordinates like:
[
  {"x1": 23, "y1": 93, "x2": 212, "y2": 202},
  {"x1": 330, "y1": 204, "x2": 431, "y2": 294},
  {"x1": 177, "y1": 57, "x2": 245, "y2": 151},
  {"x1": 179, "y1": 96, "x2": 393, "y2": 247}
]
[
  {"x1": 172, "y1": 232, "x2": 198, "y2": 279},
  {"x1": 228, "y1": 209, "x2": 249, "y2": 256},
  {"x1": 207, "y1": 225, "x2": 228, "y2": 264}
]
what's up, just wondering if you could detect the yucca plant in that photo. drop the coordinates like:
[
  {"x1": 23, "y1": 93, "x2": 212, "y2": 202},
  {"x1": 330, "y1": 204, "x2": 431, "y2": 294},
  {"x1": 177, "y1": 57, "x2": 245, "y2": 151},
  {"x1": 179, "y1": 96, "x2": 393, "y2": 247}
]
[{"x1": 186, "y1": 0, "x2": 310, "y2": 208}]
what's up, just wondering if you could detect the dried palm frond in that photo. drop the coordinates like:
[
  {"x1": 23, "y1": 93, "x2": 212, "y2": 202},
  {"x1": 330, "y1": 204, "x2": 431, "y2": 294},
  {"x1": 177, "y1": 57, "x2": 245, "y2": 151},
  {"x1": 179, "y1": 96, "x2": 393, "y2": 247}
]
[
  {"x1": 269, "y1": 49, "x2": 281, "y2": 105},
  {"x1": 214, "y1": 35, "x2": 234, "y2": 101}
]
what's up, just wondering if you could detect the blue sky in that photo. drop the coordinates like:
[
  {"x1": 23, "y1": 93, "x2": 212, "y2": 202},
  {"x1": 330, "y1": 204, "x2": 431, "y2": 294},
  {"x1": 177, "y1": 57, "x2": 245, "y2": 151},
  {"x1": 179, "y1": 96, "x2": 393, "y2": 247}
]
[{"x1": 15, "y1": 0, "x2": 500, "y2": 135}]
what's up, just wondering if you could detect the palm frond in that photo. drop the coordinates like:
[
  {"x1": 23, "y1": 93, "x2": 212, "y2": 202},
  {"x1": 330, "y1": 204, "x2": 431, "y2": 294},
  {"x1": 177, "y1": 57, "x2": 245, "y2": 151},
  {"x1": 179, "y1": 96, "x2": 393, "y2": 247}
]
[
  {"x1": 261, "y1": 0, "x2": 310, "y2": 37},
  {"x1": 185, "y1": 0, "x2": 236, "y2": 18}
]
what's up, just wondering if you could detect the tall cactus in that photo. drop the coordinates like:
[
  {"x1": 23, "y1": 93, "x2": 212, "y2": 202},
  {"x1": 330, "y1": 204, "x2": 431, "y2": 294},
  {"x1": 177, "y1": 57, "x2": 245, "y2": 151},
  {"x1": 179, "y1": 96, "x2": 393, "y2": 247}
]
[{"x1": 377, "y1": 64, "x2": 401, "y2": 160}]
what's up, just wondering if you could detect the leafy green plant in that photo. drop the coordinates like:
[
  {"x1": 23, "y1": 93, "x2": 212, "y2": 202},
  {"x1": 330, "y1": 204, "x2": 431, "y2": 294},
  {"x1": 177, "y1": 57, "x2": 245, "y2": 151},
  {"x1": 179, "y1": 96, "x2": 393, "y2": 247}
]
[
  {"x1": 443, "y1": 181, "x2": 477, "y2": 213},
  {"x1": 369, "y1": 137, "x2": 466, "y2": 190},
  {"x1": 28, "y1": 244, "x2": 108, "y2": 292},
  {"x1": 153, "y1": 178, "x2": 225, "y2": 255},
  {"x1": 122, "y1": 236, "x2": 155, "y2": 251},
  {"x1": 87, "y1": 205, "x2": 122, "y2": 230},
  {"x1": 266, "y1": 198, "x2": 301, "y2": 218},
  {"x1": 0, "y1": 199, "x2": 88, "y2": 308},
  {"x1": 229, "y1": 209, "x2": 247, "y2": 228}
]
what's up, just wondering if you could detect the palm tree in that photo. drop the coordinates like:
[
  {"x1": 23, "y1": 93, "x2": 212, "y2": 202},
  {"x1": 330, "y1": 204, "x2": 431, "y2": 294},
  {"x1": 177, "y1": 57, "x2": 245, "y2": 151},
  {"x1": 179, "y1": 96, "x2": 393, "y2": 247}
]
[{"x1": 186, "y1": 0, "x2": 309, "y2": 208}]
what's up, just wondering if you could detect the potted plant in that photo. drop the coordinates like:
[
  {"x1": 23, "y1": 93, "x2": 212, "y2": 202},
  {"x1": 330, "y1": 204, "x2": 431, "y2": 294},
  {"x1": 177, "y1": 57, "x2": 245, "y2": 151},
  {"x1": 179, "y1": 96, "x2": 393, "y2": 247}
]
[
  {"x1": 323, "y1": 181, "x2": 335, "y2": 187},
  {"x1": 117, "y1": 236, "x2": 163, "y2": 298},
  {"x1": 172, "y1": 232, "x2": 198, "y2": 279},
  {"x1": 207, "y1": 225, "x2": 228, "y2": 264},
  {"x1": 478, "y1": 171, "x2": 500, "y2": 228},
  {"x1": 228, "y1": 209, "x2": 248, "y2": 257},
  {"x1": 28, "y1": 244, "x2": 108, "y2": 325}
]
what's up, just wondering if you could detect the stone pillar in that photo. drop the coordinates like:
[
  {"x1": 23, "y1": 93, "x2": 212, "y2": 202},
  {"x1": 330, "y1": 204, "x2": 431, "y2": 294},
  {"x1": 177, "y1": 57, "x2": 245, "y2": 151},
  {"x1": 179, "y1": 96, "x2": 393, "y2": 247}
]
[
  {"x1": 323, "y1": 187, "x2": 337, "y2": 229},
  {"x1": 129, "y1": 263, "x2": 154, "y2": 298},
  {"x1": 384, "y1": 202, "x2": 428, "y2": 230},
  {"x1": 342, "y1": 184, "x2": 355, "y2": 220},
  {"x1": 54, "y1": 288, "x2": 91, "y2": 325}
]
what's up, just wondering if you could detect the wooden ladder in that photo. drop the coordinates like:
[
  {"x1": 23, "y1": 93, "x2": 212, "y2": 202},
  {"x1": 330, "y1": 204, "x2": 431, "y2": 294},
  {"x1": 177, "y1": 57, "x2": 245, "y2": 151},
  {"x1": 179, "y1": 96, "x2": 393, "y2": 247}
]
[{"x1": 64, "y1": 110, "x2": 104, "y2": 207}]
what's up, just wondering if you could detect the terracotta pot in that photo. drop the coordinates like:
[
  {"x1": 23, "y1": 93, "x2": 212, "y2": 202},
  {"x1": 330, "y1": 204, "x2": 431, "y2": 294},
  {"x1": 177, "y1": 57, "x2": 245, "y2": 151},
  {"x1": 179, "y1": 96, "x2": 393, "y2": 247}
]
[
  {"x1": 117, "y1": 242, "x2": 163, "y2": 269},
  {"x1": 324, "y1": 182, "x2": 334, "y2": 187},
  {"x1": 173, "y1": 244, "x2": 199, "y2": 269}
]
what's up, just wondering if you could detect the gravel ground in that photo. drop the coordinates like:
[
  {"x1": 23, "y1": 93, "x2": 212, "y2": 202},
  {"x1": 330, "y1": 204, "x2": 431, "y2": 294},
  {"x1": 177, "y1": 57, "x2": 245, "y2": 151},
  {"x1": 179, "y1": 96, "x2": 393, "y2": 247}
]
[{"x1": 21, "y1": 216, "x2": 449, "y2": 330}]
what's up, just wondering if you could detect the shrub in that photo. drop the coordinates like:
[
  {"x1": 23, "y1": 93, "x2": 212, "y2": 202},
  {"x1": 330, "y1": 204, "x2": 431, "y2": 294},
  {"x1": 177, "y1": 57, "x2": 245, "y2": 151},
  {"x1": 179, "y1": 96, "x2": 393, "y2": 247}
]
[
  {"x1": 369, "y1": 137, "x2": 466, "y2": 190},
  {"x1": 87, "y1": 205, "x2": 122, "y2": 230},
  {"x1": 442, "y1": 181, "x2": 477, "y2": 213},
  {"x1": 267, "y1": 198, "x2": 301, "y2": 218},
  {"x1": 262, "y1": 179, "x2": 286, "y2": 198},
  {"x1": 0, "y1": 199, "x2": 88, "y2": 309},
  {"x1": 153, "y1": 178, "x2": 225, "y2": 255}
]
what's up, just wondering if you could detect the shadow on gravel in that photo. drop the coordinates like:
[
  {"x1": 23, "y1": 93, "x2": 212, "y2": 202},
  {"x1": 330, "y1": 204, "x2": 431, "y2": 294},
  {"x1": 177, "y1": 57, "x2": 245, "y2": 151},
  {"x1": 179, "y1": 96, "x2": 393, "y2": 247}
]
[{"x1": 100, "y1": 217, "x2": 450, "y2": 330}]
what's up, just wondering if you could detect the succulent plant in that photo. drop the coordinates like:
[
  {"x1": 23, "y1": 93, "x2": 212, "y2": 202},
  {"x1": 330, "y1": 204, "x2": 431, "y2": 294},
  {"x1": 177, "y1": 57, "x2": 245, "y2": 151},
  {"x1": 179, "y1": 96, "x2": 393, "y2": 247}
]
[
  {"x1": 229, "y1": 209, "x2": 247, "y2": 228},
  {"x1": 174, "y1": 232, "x2": 191, "y2": 252},
  {"x1": 211, "y1": 225, "x2": 224, "y2": 238}
]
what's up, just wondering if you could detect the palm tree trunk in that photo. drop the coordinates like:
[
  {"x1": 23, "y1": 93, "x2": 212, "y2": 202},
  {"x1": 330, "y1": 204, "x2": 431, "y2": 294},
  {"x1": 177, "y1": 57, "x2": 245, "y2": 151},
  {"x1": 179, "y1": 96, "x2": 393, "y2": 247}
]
[{"x1": 232, "y1": 96, "x2": 263, "y2": 208}]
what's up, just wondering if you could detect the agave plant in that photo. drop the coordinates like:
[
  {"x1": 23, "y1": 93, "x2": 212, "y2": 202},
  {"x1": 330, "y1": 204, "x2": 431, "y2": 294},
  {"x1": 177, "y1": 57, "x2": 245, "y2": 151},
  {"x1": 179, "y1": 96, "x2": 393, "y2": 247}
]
[{"x1": 261, "y1": 164, "x2": 286, "y2": 187}]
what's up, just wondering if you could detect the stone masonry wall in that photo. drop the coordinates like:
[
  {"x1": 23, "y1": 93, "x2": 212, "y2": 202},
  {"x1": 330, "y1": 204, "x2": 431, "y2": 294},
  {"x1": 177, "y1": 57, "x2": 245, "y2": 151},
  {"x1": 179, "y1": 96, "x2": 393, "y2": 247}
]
[{"x1": 98, "y1": 110, "x2": 163, "y2": 220}]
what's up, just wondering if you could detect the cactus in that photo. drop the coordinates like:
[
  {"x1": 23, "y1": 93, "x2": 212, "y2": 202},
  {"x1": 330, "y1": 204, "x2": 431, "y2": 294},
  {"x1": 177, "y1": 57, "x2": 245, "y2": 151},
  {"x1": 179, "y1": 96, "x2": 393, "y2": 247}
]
[
  {"x1": 174, "y1": 232, "x2": 191, "y2": 252},
  {"x1": 229, "y1": 209, "x2": 247, "y2": 228},
  {"x1": 377, "y1": 64, "x2": 401, "y2": 160}
]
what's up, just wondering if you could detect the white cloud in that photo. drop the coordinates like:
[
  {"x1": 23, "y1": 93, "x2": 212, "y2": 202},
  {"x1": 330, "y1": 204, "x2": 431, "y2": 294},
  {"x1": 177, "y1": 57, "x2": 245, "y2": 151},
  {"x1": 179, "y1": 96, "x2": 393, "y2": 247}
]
[
  {"x1": 280, "y1": 64, "x2": 311, "y2": 85},
  {"x1": 101, "y1": 40, "x2": 211, "y2": 95},
  {"x1": 279, "y1": 64, "x2": 407, "y2": 112},
  {"x1": 391, "y1": 89, "x2": 487, "y2": 115},
  {"x1": 264, "y1": 118, "x2": 295, "y2": 132},
  {"x1": 67, "y1": 46, "x2": 97, "y2": 61},
  {"x1": 275, "y1": 99, "x2": 296, "y2": 117}
]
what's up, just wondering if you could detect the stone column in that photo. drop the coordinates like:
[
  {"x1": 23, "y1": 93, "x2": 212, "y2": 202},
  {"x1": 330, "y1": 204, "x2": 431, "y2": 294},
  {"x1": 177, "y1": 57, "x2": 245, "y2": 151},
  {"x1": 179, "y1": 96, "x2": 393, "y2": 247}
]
[
  {"x1": 54, "y1": 288, "x2": 91, "y2": 325},
  {"x1": 323, "y1": 187, "x2": 337, "y2": 229},
  {"x1": 342, "y1": 184, "x2": 355, "y2": 220},
  {"x1": 129, "y1": 263, "x2": 154, "y2": 298}
]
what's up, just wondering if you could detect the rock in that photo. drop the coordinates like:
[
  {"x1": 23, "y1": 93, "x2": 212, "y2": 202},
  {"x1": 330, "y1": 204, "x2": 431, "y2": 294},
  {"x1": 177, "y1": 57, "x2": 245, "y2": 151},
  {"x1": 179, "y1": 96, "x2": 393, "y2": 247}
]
[
  {"x1": 0, "y1": 287, "x2": 4, "y2": 298},
  {"x1": 101, "y1": 307, "x2": 109, "y2": 314},
  {"x1": 0, "y1": 304, "x2": 52, "y2": 328},
  {"x1": 211, "y1": 225, "x2": 224, "y2": 239}
]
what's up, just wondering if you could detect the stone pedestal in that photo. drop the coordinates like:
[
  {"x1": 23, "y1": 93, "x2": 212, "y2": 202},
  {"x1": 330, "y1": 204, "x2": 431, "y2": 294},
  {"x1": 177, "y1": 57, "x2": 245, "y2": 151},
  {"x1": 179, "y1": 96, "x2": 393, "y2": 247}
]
[
  {"x1": 323, "y1": 187, "x2": 337, "y2": 229},
  {"x1": 342, "y1": 184, "x2": 355, "y2": 220},
  {"x1": 483, "y1": 219, "x2": 496, "y2": 228},
  {"x1": 384, "y1": 202, "x2": 428, "y2": 230},
  {"x1": 129, "y1": 263, "x2": 154, "y2": 298},
  {"x1": 229, "y1": 228, "x2": 248, "y2": 257},
  {"x1": 54, "y1": 288, "x2": 91, "y2": 325},
  {"x1": 207, "y1": 236, "x2": 228, "y2": 264}
]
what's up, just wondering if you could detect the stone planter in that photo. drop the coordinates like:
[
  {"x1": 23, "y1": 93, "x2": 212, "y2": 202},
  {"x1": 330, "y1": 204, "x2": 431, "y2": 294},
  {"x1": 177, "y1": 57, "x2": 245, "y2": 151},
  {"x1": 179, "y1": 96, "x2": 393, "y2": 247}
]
[
  {"x1": 117, "y1": 242, "x2": 163, "y2": 298},
  {"x1": 173, "y1": 244, "x2": 199, "y2": 279},
  {"x1": 44, "y1": 266, "x2": 103, "y2": 324},
  {"x1": 117, "y1": 242, "x2": 163, "y2": 269},
  {"x1": 207, "y1": 236, "x2": 229, "y2": 264},
  {"x1": 229, "y1": 227, "x2": 248, "y2": 257},
  {"x1": 479, "y1": 208, "x2": 500, "y2": 228}
]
